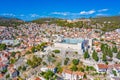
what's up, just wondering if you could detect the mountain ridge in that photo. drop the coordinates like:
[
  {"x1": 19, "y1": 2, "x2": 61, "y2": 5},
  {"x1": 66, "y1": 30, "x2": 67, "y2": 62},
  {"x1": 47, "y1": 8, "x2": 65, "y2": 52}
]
[{"x1": 0, "y1": 16, "x2": 25, "y2": 27}]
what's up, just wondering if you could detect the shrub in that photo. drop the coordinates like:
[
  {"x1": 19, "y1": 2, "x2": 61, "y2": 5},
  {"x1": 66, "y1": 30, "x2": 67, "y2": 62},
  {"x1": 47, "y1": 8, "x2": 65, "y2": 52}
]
[
  {"x1": 52, "y1": 50, "x2": 60, "y2": 53},
  {"x1": 72, "y1": 59, "x2": 79, "y2": 65}
]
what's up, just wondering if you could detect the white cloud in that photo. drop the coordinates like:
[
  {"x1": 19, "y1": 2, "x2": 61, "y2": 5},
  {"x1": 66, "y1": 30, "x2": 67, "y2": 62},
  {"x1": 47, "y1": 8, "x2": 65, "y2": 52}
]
[
  {"x1": 52, "y1": 12, "x2": 68, "y2": 16},
  {"x1": 20, "y1": 14, "x2": 24, "y2": 17},
  {"x1": 80, "y1": 10, "x2": 96, "y2": 15},
  {"x1": 30, "y1": 14, "x2": 39, "y2": 18},
  {"x1": 52, "y1": 11, "x2": 95, "y2": 16},
  {"x1": 96, "y1": 13, "x2": 108, "y2": 16},
  {"x1": 98, "y1": 9, "x2": 109, "y2": 12},
  {"x1": 1, "y1": 13, "x2": 16, "y2": 17},
  {"x1": 70, "y1": 13, "x2": 81, "y2": 16}
]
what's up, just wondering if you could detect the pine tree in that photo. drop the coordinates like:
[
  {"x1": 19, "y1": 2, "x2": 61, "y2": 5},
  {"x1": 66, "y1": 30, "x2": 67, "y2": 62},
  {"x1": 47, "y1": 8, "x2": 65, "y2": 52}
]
[
  {"x1": 108, "y1": 48, "x2": 113, "y2": 58},
  {"x1": 116, "y1": 51, "x2": 120, "y2": 59},
  {"x1": 101, "y1": 44, "x2": 105, "y2": 52},
  {"x1": 92, "y1": 50, "x2": 99, "y2": 61},
  {"x1": 84, "y1": 51, "x2": 90, "y2": 59},
  {"x1": 112, "y1": 46, "x2": 118, "y2": 53},
  {"x1": 72, "y1": 59, "x2": 79, "y2": 65},
  {"x1": 102, "y1": 54, "x2": 107, "y2": 62}
]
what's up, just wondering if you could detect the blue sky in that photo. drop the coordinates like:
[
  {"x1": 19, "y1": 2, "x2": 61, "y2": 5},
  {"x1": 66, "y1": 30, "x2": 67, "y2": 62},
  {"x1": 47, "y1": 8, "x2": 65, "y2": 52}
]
[{"x1": 0, "y1": 0, "x2": 120, "y2": 21}]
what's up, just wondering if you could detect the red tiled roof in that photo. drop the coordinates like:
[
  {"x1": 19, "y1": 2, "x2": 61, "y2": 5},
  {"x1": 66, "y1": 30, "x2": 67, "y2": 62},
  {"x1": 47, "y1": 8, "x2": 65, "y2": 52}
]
[
  {"x1": 114, "y1": 64, "x2": 120, "y2": 69},
  {"x1": 35, "y1": 77, "x2": 41, "y2": 80},
  {"x1": 98, "y1": 64, "x2": 108, "y2": 69},
  {"x1": 63, "y1": 69, "x2": 85, "y2": 76},
  {"x1": 114, "y1": 64, "x2": 120, "y2": 67},
  {"x1": 108, "y1": 65, "x2": 114, "y2": 69},
  {"x1": 63, "y1": 69, "x2": 72, "y2": 74},
  {"x1": 0, "y1": 74, "x2": 3, "y2": 79},
  {"x1": 47, "y1": 65, "x2": 55, "y2": 69},
  {"x1": 8, "y1": 64, "x2": 14, "y2": 69},
  {"x1": 73, "y1": 71, "x2": 85, "y2": 76},
  {"x1": 0, "y1": 58, "x2": 2, "y2": 62}
]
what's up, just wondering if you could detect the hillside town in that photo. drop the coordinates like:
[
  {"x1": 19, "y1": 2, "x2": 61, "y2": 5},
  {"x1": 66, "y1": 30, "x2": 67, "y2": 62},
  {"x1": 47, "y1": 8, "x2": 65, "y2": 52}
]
[{"x1": 0, "y1": 22, "x2": 120, "y2": 80}]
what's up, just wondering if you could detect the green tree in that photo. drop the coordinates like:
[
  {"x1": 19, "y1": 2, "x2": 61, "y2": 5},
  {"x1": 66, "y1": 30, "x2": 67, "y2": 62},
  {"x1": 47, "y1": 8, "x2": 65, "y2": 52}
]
[
  {"x1": 31, "y1": 55, "x2": 42, "y2": 68},
  {"x1": 0, "y1": 43, "x2": 6, "y2": 51},
  {"x1": 10, "y1": 58, "x2": 16, "y2": 64},
  {"x1": 36, "y1": 44, "x2": 42, "y2": 51},
  {"x1": 25, "y1": 51, "x2": 32, "y2": 54},
  {"x1": 31, "y1": 46, "x2": 36, "y2": 53},
  {"x1": 40, "y1": 42, "x2": 47, "y2": 47},
  {"x1": 112, "y1": 70, "x2": 117, "y2": 76},
  {"x1": 72, "y1": 59, "x2": 79, "y2": 65},
  {"x1": 101, "y1": 43, "x2": 105, "y2": 52},
  {"x1": 71, "y1": 65, "x2": 78, "y2": 71},
  {"x1": 56, "y1": 64, "x2": 63, "y2": 73},
  {"x1": 42, "y1": 62, "x2": 47, "y2": 66},
  {"x1": 22, "y1": 66, "x2": 26, "y2": 71},
  {"x1": 112, "y1": 46, "x2": 118, "y2": 53},
  {"x1": 52, "y1": 49, "x2": 60, "y2": 53},
  {"x1": 92, "y1": 50, "x2": 99, "y2": 62},
  {"x1": 116, "y1": 51, "x2": 120, "y2": 59},
  {"x1": 79, "y1": 67, "x2": 85, "y2": 72},
  {"x1": 27, "y1": 59, "x2": 32, "y2": 66},
  {"x1": 84, "y1": 51, "x2": 90, "y2": 59},
  {"x1": 64, "y1": 58, "x2": 69, "y2": 65},
  {"x1": 43, "y1": 70, "x2": 54, "y2": 80},
  {"x1": 83, "y1": 74, "x2": 87, "y2": 79},
  {"x1": 101, "y1": 44, "x2": 109, "y2": 55},
  {"x1": 2, "y1": 68, "x2": 7, "y2": 73},
  {"x1": 108, "y1": 48, "x2": 113, "y2": 58},
  {"x1": 11, "y1": 52, "x2": 16, "y2": 57},
  {"x1": 18, "y1": 66, "x2": 22, "y2": 71},
  {"x1": 102, "y1": 54, "x2": 107, "y2": 62},
  {"x1": 86, "y1": 66, "x2": 89, "y2": 71},
  {"x1": 6, "y1": 74, "x2": 10, "y2": 79}
]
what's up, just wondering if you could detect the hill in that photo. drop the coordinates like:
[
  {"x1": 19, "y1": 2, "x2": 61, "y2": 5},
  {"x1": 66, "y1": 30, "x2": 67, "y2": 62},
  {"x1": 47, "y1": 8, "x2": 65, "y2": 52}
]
[
  {"x1": 32, "y1": 18, "x2": 84, "y2": 28},
  {"x1": 32, "y1": 18, "x2": 64, "y2": 24},
  {"x1": 91, "y1": 16, "x2": 120, "y2": 31},
  {"x1": 91, "y1": 16, "x2": 120, "y2": 24},
  {"x1": 32, "y1": 16, "x2": 120, "y2": 32},
  {"x1": 0, "y1": 16, "x2": 25, "y2": 27}
]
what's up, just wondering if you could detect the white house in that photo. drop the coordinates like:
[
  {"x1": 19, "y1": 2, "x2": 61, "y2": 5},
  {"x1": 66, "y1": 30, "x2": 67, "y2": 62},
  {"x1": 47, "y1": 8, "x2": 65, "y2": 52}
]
[
  {"x1": 72, "y1": 71, "x2": 85, "y2": 80},
  {"x1": 40, "y1": 65, "x2": 55, "y2": 72},
  {"x1": 62, "y1": 69, "x2": 72, "y2": 80},
  {"x1": 62, "y1": 69, "x2": 85, "y2": 80},
  {"x1": 110, "y1": 77, "x2": 120, "y2": 80},
  {"x1": 96, "y1": 64, "x2": 108, "y2": 73},
  {"x1": 1, "y1": 40, "x2": 20, "y2": 46}
]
